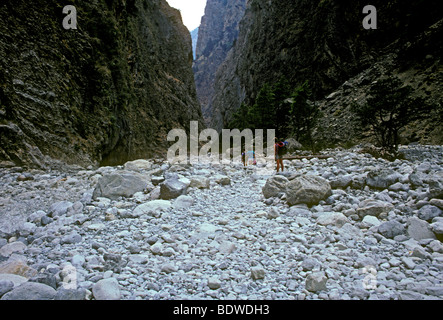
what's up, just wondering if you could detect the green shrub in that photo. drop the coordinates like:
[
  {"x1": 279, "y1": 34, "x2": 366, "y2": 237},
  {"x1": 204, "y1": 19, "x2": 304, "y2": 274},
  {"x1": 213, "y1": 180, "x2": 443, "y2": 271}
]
[{"x1": 351, "y1": 75, "x2": 431, "y2": 155}]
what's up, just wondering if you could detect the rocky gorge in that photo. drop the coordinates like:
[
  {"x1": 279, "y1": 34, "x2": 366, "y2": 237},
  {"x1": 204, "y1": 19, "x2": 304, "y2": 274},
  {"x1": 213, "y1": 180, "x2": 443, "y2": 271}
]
[
  {"x1": 1, "y1": 144, "x2": 442, "y2": 300},
  {"x1": 1, "y1": 0, "x2": 443, "y2": 302}
]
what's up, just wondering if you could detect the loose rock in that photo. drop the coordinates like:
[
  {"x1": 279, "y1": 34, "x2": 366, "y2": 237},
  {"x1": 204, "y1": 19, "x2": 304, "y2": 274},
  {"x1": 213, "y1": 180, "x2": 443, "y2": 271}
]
[
  {"x1": 251, "y1": 266, "x2": 266, "y2": 280},
  {"x1": 1, "y1": 145, "x2": 442, "y2": 301},
  {"x1": 378, "y1": 220, "x2": 406, "y2": 239},
  {"x1": 285, "y1": 175, "x2": 332, "y2": 206},
  {"x1": 93, "y1": 171, "x2": 148, "y2": 200},
  {"x1": 305, "y1": 272, "x2": 328, "y2": 292},
  {"x1": 1, "y1": 282, "x2": 56, "y2": 300},
  {"x1": 160, "y1": 179, "x2": 188, "y2": 200},
  {"x1": 92, "y1": 278, "x2": 121, "y2": 300}
]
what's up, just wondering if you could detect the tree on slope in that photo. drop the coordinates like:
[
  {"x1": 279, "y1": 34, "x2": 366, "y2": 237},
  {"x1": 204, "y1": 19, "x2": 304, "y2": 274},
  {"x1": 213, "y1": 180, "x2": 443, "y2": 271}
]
[{"x1": 351, "y1": 75, "x2": 429, "y2": 156}]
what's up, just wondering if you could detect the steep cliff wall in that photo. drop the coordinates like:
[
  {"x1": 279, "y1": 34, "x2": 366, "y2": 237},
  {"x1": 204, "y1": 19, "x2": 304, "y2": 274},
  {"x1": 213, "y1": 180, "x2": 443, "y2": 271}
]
[
  {"x1": 315, "y1": 18, "x2": 443, "y2": 148},
  {"x1": 209, "y1": 0, "x2": 443, "y2": 135},
  {"x1": 0, "y1": 0, "x2": 203, "y2": 169},
  {"x1": 193, "y1": 0, "x2": 246, "y2": 126}
]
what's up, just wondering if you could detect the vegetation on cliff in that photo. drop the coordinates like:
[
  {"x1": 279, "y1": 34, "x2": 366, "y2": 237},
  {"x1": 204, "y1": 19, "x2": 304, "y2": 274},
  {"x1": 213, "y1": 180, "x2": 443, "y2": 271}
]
[{"x1": 204, "y1": 0, "x2": 442, "y2": 150}]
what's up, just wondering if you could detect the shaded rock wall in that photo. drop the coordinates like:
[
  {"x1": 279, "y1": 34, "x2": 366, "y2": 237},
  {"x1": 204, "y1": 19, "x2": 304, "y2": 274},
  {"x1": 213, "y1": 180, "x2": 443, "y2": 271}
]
[
  {"x1": 193, "y1": 0, "x2": 247, "y2": 126},
  {"x1": 0, "y1": 0, "x2": 203, "y2": 169},
  {"x1": 209, "y1": 0, "x2": 443, "y2": 138}
]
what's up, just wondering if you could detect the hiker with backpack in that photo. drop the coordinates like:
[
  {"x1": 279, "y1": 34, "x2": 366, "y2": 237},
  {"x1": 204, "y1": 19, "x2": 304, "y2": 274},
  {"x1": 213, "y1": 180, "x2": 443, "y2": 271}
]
[{"x1": 274, "y1": 138, "x2": 287, "y2": 172}]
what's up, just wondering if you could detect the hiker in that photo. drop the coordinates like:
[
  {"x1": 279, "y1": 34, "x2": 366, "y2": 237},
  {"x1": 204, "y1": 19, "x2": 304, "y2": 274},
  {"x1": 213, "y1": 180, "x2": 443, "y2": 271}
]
[
  {"x1": 275, "y1": 138, "x2": 286, "y2": 172},
  {"x1": 242, "y1": 148, "x2": 256, "y2": 166},
  {"x1": 246, "y1": 150, "x2": 256, "y2": 166}
]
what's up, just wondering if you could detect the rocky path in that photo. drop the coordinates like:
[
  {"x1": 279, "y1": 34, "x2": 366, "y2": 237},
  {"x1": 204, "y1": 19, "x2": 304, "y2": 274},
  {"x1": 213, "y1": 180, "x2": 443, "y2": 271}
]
[{"x1": 0, "y1": 145, "x2": 443, "y2": 300}]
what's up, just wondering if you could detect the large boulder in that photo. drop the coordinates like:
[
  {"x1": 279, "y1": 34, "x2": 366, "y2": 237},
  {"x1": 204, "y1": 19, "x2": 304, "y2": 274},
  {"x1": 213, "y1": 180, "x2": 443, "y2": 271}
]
[
  {"x1": 357, "y1": 199, "x2": 394, "y2": 219},
  {"x1": 250, "y1": 266, "x2": 266, "y2": 280},
  {"x1": 417, "y1": 205, "x2": 442, "y2": 221},
  {"x1": 378, "y1": 220, "x2": 406, "y2": 239},
  {"x1": 0, "y1": 274, "x2": 28, "y2": 288},
  {"x1": 0, "y1": 279, "x2": 14, "y2": 297},
  {"x1": 92, "y1": 278, "x2": 121, "y2": 300},
  {"x1": 409, "y1": 170, "x2": 429, "y2": 187},
  {"x1": 286, "y1": 175, "x2": 331, "y2": 206},
  {"x1": 123, "y1": 159, "x2": 152, "y2": 171},
  {"x1": 1, "y1": 282, "x2": 56, "y2": 300},
  {"x1": 0, "y1": 256, "x2": 38, "y2": 278},
  {"x1": 407, "y1": 217, "x2": 436, "y2": 241},
  {"x1": 365, "y1": 169, "x2": 402, "y2": 190},
  {"x1": 160, "y1": 179, "x2": 188, "y2": 200},
  {"x1": 285, "y1": 138, "x2": 302, "y2": 152},
  {"x1": 431, "y1": 218, "x2": 443, "y2": 241},
  {"x1": 49, "y1": 201, "x2": 74, "y2": 217},
  {"x1": 430, "y1": 199, "x2": 443, "y2": 210},
  {"x1": 262, "y1": 175, "x2": 289, "y2": 199},
  {"x1": 428, "y1": 172, "x2": 443, "y2": 199},
  {"x1": 0, "y1": 242, "x2": 27, "y2": 257},
  {"x1": 213, "y1": 174, "x2": 231, "y2": 186},
  {"x1": 189, "y1": 176, "x2": 210, "y2": 189},
  {"x1": 132, "y1": 200, "x2": 172, "y2": 218},
  {"x1": 362, "y1": 215, "x2": 381, "y2": 227},
  {"x1": 93, "y1": 171, "x2": 148, "y2": 200},
  {"x1": 173, "y1": 195, "x2": 194, "y2": 210},
  {"x1": 329, "y1": 174, "x2": 353, "y2": 189},
  {"x1": 316, "y1": 212, "x2": 349, "y2": 228}
]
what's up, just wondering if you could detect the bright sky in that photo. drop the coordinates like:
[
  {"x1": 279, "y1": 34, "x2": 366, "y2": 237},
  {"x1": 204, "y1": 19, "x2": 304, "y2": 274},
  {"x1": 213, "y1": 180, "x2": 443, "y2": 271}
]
[{"x1": 166, "y1": 0, "x2": 207, "y2": 31}]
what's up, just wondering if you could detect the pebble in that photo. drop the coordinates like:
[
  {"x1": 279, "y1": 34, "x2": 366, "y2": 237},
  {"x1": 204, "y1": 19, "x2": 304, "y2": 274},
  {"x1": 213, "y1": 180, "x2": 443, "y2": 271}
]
[
  {"x1": 0, "y1": 145, "x2": 442, "y2": 300},
  {"x1": 161, "y1": 263, "x2": 178, "y2": 274},
  {"x1": 305, "y1": 272, "x2": 328, "y2": 292},
  {"x1": 207, "y1": 277, "x2": 221, "y2": 290},
  {"x1": 251, "y1": 266, "x2": 266, "y2": 280}
]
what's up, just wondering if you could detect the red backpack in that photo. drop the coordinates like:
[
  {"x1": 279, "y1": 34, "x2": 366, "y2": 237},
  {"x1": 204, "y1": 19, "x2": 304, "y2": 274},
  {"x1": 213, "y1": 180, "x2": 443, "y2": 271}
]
[{"x1": 276, "y1": 141, "x2": 288, "y2": 155}]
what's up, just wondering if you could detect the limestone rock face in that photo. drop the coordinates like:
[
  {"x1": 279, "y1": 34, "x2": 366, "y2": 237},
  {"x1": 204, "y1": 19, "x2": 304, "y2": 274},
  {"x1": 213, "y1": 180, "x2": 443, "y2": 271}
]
[
  {"x1": 193, "y1": 0, "x2": 247, "y2": 126},
  {"x1": 207, "y1": 0, "x2": 442, "y2": 145},
  {"x1": 0, "y1": 0, "x2": 203, "y2": 169}
]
